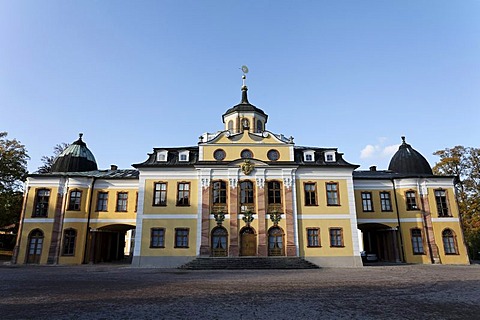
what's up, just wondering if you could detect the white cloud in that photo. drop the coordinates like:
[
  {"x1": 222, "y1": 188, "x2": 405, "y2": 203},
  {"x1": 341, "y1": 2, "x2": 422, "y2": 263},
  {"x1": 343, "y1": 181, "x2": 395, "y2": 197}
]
[{"x1": 360, "y1": 139, "x2": 400, "y2": 160}]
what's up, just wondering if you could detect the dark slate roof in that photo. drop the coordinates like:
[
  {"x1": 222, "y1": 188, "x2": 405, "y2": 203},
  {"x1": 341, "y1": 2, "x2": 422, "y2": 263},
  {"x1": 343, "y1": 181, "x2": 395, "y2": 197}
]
[
  {"x1": 353, "y1": 169, "x2": 453, "y2": 180},
  {"x1": 134, "y1": 146, "x2": 358, "y2": 168},
  {"x1": 50, "y1": 134, "x2": 98, "y2": 173},
  {"x1": 388, "y1": 137, "x2": 433, "y2": 175},
  {"x1": 222, "y1": 86, "x2": 268, "y2": 121},
  {"x1": 132, "y1": 147, "x2": 199, "y2": 168},
  {"x1": 293, "y1": 146, "x2": 358, "y2": 168},
  {"x1": 29, "y1": 169, "x2": 139, "y2": 179}
]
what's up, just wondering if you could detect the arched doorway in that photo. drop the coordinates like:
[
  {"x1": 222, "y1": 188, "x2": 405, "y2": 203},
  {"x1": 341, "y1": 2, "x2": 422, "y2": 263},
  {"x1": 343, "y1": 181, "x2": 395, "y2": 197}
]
[
  {"x1": 26, "y1": 229, "x2": 44, "y2": 264},
  {"x1": 240, "y1": 227, "x2": 256, "y2": 256},
  {"x1": 86, "y1": 224, "x2": 135, "y2": 264},
  {"x1": 359, "y1": 223, "x2": 401, "y2": 262},
  {"x1": 268, "y1": 226, "x2": 285, "y2": 256},
  {"x1": 211, "y1": 227, "x2": 228, "y2": 257}
]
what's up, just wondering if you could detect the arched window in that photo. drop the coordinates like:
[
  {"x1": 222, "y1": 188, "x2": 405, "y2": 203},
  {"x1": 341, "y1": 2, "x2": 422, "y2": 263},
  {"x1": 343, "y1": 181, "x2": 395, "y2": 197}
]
[
  {"x1": 211, "y1": 227, "x2": 228, "y2": 257},
  {"x1": 33, "y1": 189, "x2": 50, "y2": 217},
  {"x1": 212, "y1": 181, "x2": 227, "y2": 204},
  {"x1": 442, "y1": 229, "x2": 458, "y2": 254},
  {"x1": 68, "y1": 189, "x2": 82, "y2": 211},
  {"x1": 410, "y1": 228, "x2": 424, "y2": 254},
  {"x1": 228, "y1": 120, "x2": 233, "y2": 133},
  {"x1": 62, "y1": 228, "x2": 77, "y2": 256},
  {"x1": 268, "y1": 227, "x2": 284, "y2": 256},
  {"x1": 26, "y1": 229, "x2": 44, "y2": 264}
]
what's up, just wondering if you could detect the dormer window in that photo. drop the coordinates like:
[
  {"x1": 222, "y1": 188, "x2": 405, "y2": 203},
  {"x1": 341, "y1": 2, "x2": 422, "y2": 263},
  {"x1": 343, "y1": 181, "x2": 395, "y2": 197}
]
[
  {"x1": 303, "y1": 150, "x2": 315, "y2": 162},
  {"x1": 179, "y1": 150, "x2": 189, "y2": 162},
  {"x1": 156, "y1": 150, "x2": 168, "y2": 162},
  {"x1": 325, "y1": 151, "x2": 336, "y2": 162}
]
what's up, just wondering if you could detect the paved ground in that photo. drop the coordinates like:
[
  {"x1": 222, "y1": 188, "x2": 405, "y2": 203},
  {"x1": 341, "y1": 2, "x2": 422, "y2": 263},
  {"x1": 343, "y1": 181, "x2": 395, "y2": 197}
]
[{"x1": 1, "y1": 263, "x2": 479, "y2": 320}]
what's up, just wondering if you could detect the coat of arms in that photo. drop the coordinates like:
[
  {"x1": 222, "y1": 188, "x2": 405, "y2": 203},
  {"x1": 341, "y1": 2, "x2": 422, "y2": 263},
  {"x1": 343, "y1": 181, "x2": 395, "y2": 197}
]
[{"x1": 241, "y1": 160, "x2": 254, "y2": 175}]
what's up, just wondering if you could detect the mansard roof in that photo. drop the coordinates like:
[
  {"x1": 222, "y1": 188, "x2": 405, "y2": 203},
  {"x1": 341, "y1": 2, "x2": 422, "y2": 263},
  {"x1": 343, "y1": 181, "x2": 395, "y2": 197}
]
[{"x1": 29, "y1": 169, "x2": 139, "y2": 179}]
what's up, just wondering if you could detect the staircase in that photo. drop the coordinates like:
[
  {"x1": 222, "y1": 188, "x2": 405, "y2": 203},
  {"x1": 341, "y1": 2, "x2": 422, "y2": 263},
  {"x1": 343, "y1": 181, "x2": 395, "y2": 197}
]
[{"x1": 179, "y1": 257, "x2": 320, "y2": 270}]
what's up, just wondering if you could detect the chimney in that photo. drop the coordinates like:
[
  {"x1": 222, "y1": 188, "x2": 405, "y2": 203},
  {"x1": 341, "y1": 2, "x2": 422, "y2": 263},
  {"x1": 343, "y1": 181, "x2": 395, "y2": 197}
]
[
  {"x1": 369, "y1": 166, "x2": 377, "y2": 172},
  {"x1": 110, "y1": 164, "x2": 118, "y2": 171}
]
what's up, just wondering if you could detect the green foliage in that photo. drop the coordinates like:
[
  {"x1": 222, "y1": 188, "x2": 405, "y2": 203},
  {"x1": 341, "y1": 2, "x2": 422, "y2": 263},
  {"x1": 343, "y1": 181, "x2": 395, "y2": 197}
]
[
  {"x1": 433, "y1": 146, "x2": 480, "y2": 260},
  {"x1": 0, "y1": 132, "x2": 29, "y2": 230},
  {"x1": 36, "y1": 142, "x2": 69, "y2": 173}
]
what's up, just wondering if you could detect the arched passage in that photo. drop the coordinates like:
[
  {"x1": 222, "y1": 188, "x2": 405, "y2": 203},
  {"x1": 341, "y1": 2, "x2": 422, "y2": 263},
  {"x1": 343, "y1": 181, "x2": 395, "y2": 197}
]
[
  {"x1": 86, "y1": 224, "x2": 136, "y2": 264},
  {"x1": 358, "y1": 223, "x2": 401, "y2": 263}
]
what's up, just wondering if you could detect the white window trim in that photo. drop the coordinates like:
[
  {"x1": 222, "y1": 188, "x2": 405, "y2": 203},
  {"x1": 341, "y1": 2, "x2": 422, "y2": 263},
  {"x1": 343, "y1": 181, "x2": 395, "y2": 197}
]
[
  {"x1": 325, "y1": 151, "x2": 336, "y2": 162},
  {"x1": 303, "y1": 150, "x2": 315, "y2": 162},
  {"x1": 179, "y1": 150, "x2": 190, "y2": 162},
  {"x1": 156, "y1": 150, "x2": 168, "y2": 162}
]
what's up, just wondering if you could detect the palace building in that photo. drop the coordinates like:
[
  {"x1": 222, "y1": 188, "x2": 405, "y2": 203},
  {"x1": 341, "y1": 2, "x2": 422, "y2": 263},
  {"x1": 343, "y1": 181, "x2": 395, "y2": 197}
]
[{"x1": 12, "y1": 80, "x2": 469, "y2": 267}]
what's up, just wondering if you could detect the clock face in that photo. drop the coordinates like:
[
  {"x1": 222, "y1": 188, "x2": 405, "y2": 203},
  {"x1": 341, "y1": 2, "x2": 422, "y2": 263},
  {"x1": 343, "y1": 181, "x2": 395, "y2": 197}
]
[
  {"x1": 267, "y1": 149, "x2": 280, "y2": 161},
  {"x1": 214, "y1": 149, "x2": 226, "y2": 161}
]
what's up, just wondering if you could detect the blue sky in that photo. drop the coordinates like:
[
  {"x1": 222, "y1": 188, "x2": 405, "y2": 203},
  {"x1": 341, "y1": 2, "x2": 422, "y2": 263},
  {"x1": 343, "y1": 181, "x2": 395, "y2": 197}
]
[{"x1": 1, "y1": 1, "x2": 479, "y2": 173}]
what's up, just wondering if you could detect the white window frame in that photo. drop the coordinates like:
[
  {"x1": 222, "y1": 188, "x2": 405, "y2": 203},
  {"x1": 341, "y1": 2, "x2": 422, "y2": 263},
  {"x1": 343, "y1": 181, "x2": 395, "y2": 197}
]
[
  {"x1": 324, "y1": 151, "x2": 336, "y2": 162},
  {"x1": 179, "y1": 150, "x2": 190, "y2": 162},
  {"x1": 303, "y1": 150, "x2": 315, "y2": 162},
  {"x1": 156, "y1": 150, "x2": 168, "y2": 162}
]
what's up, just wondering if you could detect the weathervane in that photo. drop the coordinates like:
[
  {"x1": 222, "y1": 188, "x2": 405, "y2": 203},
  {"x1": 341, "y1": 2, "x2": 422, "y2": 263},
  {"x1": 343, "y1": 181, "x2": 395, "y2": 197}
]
[{"x1": 240, "y1": 65, "x2": 249, "y2": 87}]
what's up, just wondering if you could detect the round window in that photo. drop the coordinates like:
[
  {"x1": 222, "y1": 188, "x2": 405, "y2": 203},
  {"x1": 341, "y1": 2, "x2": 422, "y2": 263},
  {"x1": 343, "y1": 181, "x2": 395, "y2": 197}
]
[
  {"x1": 214, "y1": 149, "x2": 226, "y2": 161},
  {"x1": 267, "y1": 149, "x2": 280, "y2": 161},
  {"x1": 241, "y1": 149, "x2": 253, "y2": 159}
]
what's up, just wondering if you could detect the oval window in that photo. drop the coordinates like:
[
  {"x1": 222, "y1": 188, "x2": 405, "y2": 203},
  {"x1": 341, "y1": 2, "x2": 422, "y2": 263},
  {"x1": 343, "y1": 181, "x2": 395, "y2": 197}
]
[
  {"x1": 267, "y1": 149, "x2": 280, "y2": 161},
  {"x1": 241, "y1": 149, "x2": 253, "y2": 159}
]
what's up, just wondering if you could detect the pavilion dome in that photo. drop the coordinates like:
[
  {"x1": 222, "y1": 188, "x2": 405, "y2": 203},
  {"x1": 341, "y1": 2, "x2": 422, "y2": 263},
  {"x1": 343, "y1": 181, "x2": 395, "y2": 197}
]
[
  {"x1": 388, "y1": 137, "x2": 432, "y2": 175},
  {"x1": 50, "y1": 134, "x2": 98, "y2": 172}
]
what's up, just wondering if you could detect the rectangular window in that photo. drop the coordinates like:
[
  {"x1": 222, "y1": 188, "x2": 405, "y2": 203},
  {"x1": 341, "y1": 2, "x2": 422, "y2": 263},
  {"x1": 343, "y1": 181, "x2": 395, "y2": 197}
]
[
  {"x1": 212, "y1": 181, "x2": 227, "y2": 204},
  {"x1": 361, "y1": 192, "x2": 374, "y2": 212},
  {"x1": 67, "y1": 190, "x2": 82, "y2": 211},
  {"x1": 307, "y1": 228, "x2": 320, "y2": 247},
  {"x1": 329, "y1": 228, "x2": 344, "y2": 247},
  {"x1": 304, "y1": 183, "x2": 317, "y2": 206},
  {"x1": 406, "y1": 191, "x2": 418, "y2": 210},
  {"x1": 380, "y1": 192, "x2": 392, "y2": 212},
  {"x1": 33, "y1": 189, "x2": 50, "y2": 217},
  {"x1": 153, "y1": 182, "x2": 167, "y2": 206},
  {"x1": 268, "y1": 181, "x2": 282, "y2": 204},
  {"x1": 435, "y1": 190, "x2": 449, "y2": 217},
  {"x1": 176, "y1": 182, "x2": 190, "y2": 206},
  {"x1": 411, "y1": 229, "x2": 424, "y2": 254},
  {"x1": 326, "y1": 182, "x2": 339, "y2": 206},
  {"x1": 62, "y1": 229, "x2": 77, "y2": 256},
  {"x1": 150, "y1": 228, "x2": 165, "y2": 248},
  {"x1": 96, "y1": 192, "x2": 108, "y2": 211},
  {"x1": 175, "y1": 228, "x2": 189, "y2": 248},
  {"x1": 116, "y1": 192, "x2": 128, "y2": 212}
]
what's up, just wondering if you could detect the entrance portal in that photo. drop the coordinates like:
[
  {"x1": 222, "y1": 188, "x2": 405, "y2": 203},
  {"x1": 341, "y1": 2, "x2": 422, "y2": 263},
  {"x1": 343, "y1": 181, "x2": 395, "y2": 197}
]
[
  {"x1": 240, "y1": 227, "x2": 256, "y2": 256},
  {"x1": 268, "y1": 227, "x2": 285, "y2": 256},
  {"x1": 211, "y1": 227, "x2": 228, "y2": 257},
  {"x1": 26, "y1": 229, "x2": 44, "y2": 264}
]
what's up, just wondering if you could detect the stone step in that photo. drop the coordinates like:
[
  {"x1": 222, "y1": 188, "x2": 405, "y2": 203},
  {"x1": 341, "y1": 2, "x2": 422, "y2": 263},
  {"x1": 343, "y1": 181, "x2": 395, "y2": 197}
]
[{"x1": 179, "y1": 257, "x2": 320, "y2": 270}]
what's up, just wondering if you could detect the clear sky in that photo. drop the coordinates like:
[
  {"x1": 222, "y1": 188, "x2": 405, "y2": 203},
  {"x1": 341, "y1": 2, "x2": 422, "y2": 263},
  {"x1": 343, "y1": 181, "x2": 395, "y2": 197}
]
[{"x1": 1, "y1": 1, "x2": 479, "y2": 173}]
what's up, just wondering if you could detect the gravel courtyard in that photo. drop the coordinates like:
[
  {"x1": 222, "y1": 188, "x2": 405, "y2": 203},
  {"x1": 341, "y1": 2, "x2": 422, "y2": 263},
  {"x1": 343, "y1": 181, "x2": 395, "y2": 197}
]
[{"x1": 1, "y1": 263, "x2": 479, "y2": 319}]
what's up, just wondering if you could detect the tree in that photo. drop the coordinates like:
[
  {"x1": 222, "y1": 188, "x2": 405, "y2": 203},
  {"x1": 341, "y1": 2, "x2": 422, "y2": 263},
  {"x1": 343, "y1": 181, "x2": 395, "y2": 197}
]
[
  {"x1": 433, "y1": 146, "x2": 480, "y2": 260},
  {"x1": 0, "y1": 132, "x2": 29, "y2": 230},
  {"x1": 36, "y1": 142, "x2": 69, "y2": 173}
]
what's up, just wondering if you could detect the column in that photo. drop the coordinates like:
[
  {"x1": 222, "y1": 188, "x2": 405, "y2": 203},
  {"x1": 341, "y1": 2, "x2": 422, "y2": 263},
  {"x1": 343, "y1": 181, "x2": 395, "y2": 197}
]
[
  {"x1": 199, "y1": 179, "x2": 211, "y2": 256},
  {"x1": 284, "y1": 177, "x2": 296, "y2": 256},
  {"x1": 256, "y1": 177, "x2": 267, "y2": 256}
]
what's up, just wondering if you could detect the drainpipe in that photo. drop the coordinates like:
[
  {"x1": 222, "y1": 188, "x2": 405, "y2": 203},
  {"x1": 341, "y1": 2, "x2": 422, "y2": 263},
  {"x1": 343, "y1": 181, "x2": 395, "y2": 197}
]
[
  {"x1": 391, "y1": 178, "x2": 405, "y2": 262},
  {"x1": 83, "y1": 177, "x2": 97, "y2": 264}
]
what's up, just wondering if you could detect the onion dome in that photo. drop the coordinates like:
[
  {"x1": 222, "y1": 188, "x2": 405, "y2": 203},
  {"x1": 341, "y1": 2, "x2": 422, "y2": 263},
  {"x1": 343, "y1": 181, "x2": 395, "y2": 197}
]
[
  {"x1": 50, "y1": 133, "x2": 98, "y2": 172},
  {"x1": 222, "y1": 85, "x2": 268, "y2": 121},
  {"x1": 388, "y1": 136, "x2": 432, "y2": 175}
]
